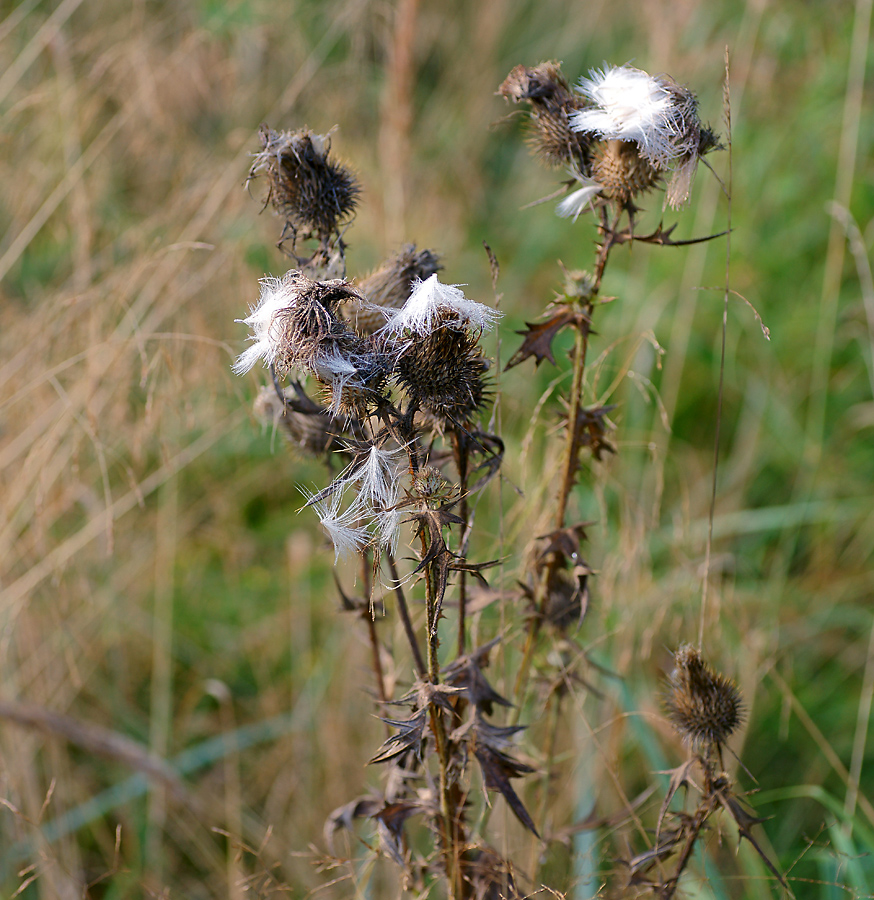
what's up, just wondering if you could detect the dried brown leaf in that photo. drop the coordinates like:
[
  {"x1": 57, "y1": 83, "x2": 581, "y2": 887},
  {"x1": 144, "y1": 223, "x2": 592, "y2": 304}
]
[{"x1": 505, "y1": 309, "x2": 587, "y2": 370}]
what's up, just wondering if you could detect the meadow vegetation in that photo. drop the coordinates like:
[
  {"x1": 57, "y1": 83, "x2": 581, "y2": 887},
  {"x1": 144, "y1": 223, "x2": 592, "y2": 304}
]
[{"x1": 1, "y1": 0, "x2": 873, "y2": 897}]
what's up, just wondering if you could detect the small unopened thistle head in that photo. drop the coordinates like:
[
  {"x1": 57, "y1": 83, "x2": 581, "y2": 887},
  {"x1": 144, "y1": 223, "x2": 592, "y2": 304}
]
[
  {"x1": 665, "y1": 645, "x2": 744, "y2": 750},
  {"x1": 412, "y1": 465, "x2": 449, "y2": 501},
  {"x1": 344, "y1": 244, "x2": 442, "y2": 336},
  {"x1": 499, "y1": 61, "x2": 593, "y2": 172},
  {"x1": 248, "y1": 125, "x2": 360, "y2": 246}
]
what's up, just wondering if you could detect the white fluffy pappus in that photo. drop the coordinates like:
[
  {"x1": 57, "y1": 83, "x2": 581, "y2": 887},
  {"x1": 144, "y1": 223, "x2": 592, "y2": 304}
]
[
  {"x1": 378, "y1": 274, "x2": 501, "y2": 338},
  {"x1": 300, "y1": 485, "x2": 373, "y2": 562},
  {"x1": 232, "y1": 271, "x2": 303, "y2": 375},
  {"x1": 571, "y1": 65, "x2": 683, "y2": 168}
]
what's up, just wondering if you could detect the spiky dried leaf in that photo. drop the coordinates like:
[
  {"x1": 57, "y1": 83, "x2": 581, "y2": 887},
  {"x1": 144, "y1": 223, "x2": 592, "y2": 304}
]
[
  {"x1": 324, "y1": 795, "x2": 382, "y2": 849},
  {"x1": 444, "y1": 647, "x2": 513, "y2": 716},
  {"x1": 369, "y1": 710, "x2": 428, "y2": 764},
  {"x1": 505, "y1": 309, "x2": 587, "y2": 370},
  {"x1": 472, "y1": 742, "x2": 538, "y2": 837}
]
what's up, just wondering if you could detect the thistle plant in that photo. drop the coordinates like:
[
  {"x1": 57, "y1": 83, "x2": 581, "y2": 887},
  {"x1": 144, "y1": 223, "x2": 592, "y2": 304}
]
[{"x1": 233, "y1": 56, "x2": 783, "y2": 898}]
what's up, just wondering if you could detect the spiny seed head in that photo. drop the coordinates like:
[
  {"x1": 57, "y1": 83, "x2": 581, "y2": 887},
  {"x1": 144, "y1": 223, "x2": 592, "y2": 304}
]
[
  {"x1": 571, "y1": 65, "x2": 720, "y2": 209},
  {"x1": 317, "y1": 348, "x2": 390, "y2": 420},
  {"x1": 395, "y1": 317, "x2": 491, "y2": 427},
  {"x1": 591, "y1": 139, "x2": 660, "y2": 205},
  {"x1": 345, "y1": 244, "x2": 443, "y2": 336},
  {"x1": 499, "y1": 61, "x2": 593, "y2": 171},
  {"x1": 233, "y1": 270, "x2": 367, "y2": 378},
  {"x1": 665, "y1": 645, "x2": 744, "y2": 750},
  {"x1": 248, "y1": 125, "x2": 360, "y2": 246}
]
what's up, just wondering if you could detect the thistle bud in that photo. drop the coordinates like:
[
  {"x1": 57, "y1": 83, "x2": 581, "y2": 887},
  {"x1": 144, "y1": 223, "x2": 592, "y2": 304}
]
[{"x1": 665, "y1": 645, "x2": 744, "y2": 750}]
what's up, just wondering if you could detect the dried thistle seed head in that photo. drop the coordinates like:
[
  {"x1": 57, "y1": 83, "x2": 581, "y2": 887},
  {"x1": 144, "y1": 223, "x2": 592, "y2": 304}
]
[
  {"x1": 395, "y1": 319, "x2": 491, "y2": 426},
  {"x1": 249, "y1": 125, "x2": 361, "y2": 246},
  {"x1": 253, "y1": 386, "x2": 341, "y2": 457},
  {"x1": 591, "y1": 139, "x2": 660, "y2": 205},
  {"x1": 499, "y1": 61, "x2": 593, "y2": 172},
  {"x1": 665, "y1": 645, "x2": 744, "y2": 749},
  {"x1": 345, "y1": 244, "x2": 443, "y2": 336},
  {"x1": 317, "y1": 349, "x2": 390, "y2": 419},
  {"x1": 571, "y1": 65, "x2": 720, "y2": 208},
  {"x1": 234, "y1": 269, "x2": 368, "y2": 378}
]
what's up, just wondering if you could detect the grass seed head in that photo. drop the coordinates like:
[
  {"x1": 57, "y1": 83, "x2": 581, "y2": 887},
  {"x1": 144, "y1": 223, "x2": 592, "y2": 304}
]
[{"x1": 665, "y1": 645, "x2": 744, "y2": 750}]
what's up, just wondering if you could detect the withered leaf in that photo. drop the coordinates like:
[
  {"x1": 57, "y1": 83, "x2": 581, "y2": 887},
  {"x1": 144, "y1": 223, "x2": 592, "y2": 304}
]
[
  {"x1": 397, "y1": 679, "x2": 465, "y2": 716},
  {"x1": 609, "y1": 221, "x2": 729, "y2": 248},
  {"x1": 627, "y1": 827, "x2": 685, "y2": 875},
  {"x1": 324, "y1": 795, "x2": 382, "y2": 849},
  {"x1": 472, "y1": 742, "x2": 538, "y2": 837},
  {"x1": 369, "y1": 709, "x2": 428, "y2": 764},
  {"x1": 716, "y1": 790, "x2": 787, "y2": 889},
  {"x1": 536, "y1": 522, "x2": 593, "y2": 565},
  {"x1": 443, "y1": 648, "x2": 513, "y2": 716},
  {"x1": 656, "y1": 758, "x2": 698, "y2": 839},
  {"x1": 462, "y1": 713, "x2": 538, "y2": 836},
  {"x1": 571, "y1": 404, "x2": 616, "y2": 461},
  {"x1": 373, "y1": 800, "x2": 424, "y2": 868},
  {"x1": 505, "y1": 309, "x2": 588, "y2": 370}
]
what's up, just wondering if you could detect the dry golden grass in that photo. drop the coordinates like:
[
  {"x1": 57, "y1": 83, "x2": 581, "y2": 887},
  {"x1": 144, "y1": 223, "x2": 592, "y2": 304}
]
[{"x1": 1, "y1": 0, "x2": 872, "y2": 897}]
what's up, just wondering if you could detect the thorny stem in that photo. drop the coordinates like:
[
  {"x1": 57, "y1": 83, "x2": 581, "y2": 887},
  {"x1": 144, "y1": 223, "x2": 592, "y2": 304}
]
[
  {"x1": 451, "y1": 429, "x2": 470, "y2": 657},
  {"x1": 513, "y1": 207, "x2": 620, "y2": 708},
  {"x1": 405, "y1": 431, "x2": 462, "y2": 900}
]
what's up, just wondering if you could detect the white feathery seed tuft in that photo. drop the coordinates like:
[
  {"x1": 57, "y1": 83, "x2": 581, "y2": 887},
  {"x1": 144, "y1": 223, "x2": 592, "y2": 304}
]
[
  {"x1": 233, "y1": 271, "x2": 302, "y2": 374},
  {"x1": 378, "y1": 275, "x2": 500, "y2": 338},
  {"x1": 300, "y1": 486, "x2": 372, "y2": 562},
  {"x1": 571, "y1": 65, "x2": 681, "y2": 168}
]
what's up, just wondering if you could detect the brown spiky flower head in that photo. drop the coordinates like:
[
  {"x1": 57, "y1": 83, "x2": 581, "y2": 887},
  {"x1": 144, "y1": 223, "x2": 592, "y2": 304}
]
[
  {"x1": 499, "y1": 61, "x2": 593, "y2": 173},
  {"x1": 665, "y1": 645, "x2": 744, "y2": 752},
  {"x1": 248, "y1": 125, "x2": 361, "y2": 248},
  {"x1": 233, "y1": 270, "x2": 389, "y2": 419},
  {"x1": 379, "y1": 275, "x2": 500, "y2": 428}
]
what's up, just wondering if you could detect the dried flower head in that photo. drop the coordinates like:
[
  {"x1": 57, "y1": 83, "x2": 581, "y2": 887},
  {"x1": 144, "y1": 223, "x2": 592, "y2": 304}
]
[
  {"x1": 571, "y1": 65, "x2": 718, "y2": 208},
  {"x1": 665, "y1": 645, "x2": 744, "y2": 750},
  {"x1": 499, "y1": 61, "x2": 592, "y2": 171},
  {"x1": 591, "y1": 139, "x2": 660, "y2": 206},
  {"x1": 345, "y1": 244, "x2": 443, "y2": 336},
  {"x1": 395, "y1": 315, "x2": 491, "y2": 426},
  {"x1": 248, "y1": 125, "x2": 360, "y2": 247},
  {"x1": 252, "y1": 386, "x2": 342, "y2": 457}
]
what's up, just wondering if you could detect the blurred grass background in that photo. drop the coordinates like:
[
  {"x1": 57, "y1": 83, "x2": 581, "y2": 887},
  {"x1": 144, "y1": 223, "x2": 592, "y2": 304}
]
[{"x1": 1, "y1": 0, "x2": 873, "y2": 896}]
